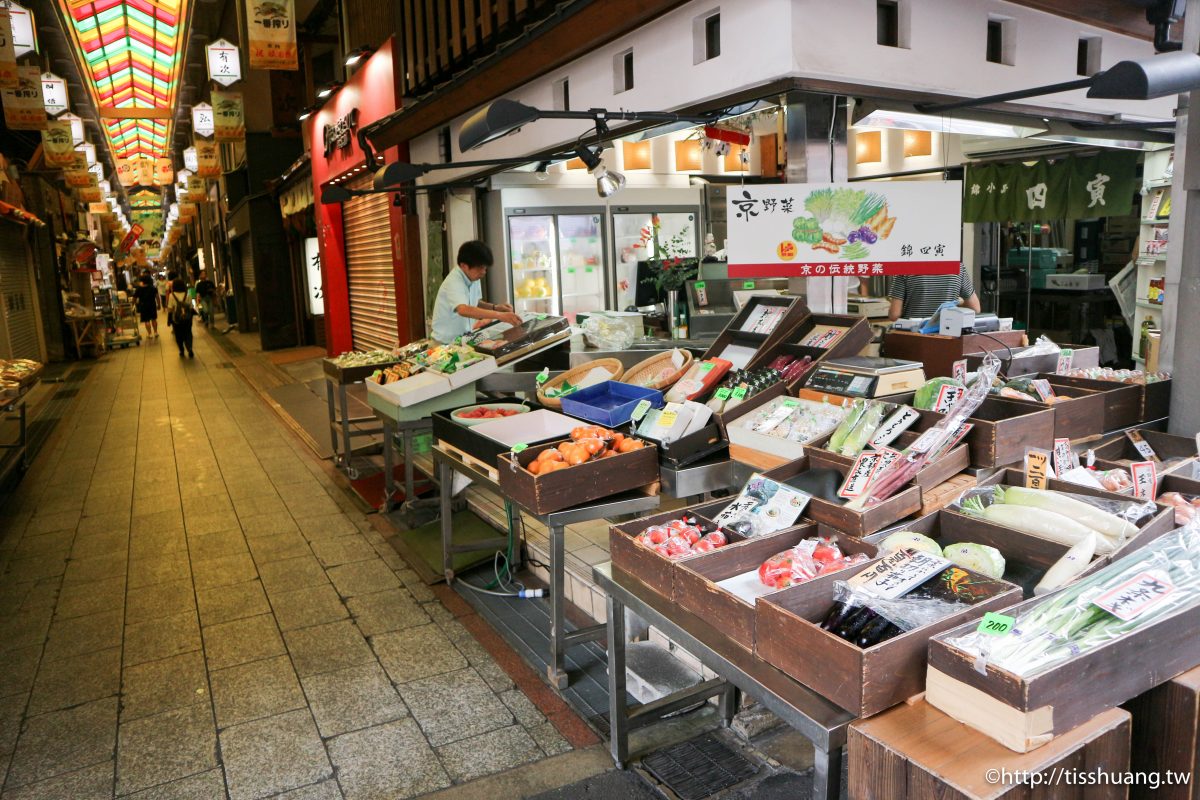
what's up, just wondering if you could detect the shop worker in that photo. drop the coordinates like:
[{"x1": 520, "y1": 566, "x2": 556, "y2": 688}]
[
  {"x1": 887, "y1": 263, "x2": 982, "y2": 321},
  {"x1": 431, "y1": 240, "x2": 523, "y2": 343}
]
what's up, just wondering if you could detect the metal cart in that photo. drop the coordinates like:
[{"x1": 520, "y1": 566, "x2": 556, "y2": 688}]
[{"x1": 107, "y1": 294, "x2": 141, "y2": 349}]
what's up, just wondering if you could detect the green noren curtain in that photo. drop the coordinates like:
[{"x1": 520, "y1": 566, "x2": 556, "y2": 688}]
[{"x1": 963, "y1": 151, "x2": 1138, "y2": 223}]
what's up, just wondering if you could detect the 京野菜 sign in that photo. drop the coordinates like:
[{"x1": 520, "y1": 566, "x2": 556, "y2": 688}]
[{"x1": 726, "y1": 181, "x2": 963, "y2": 278}]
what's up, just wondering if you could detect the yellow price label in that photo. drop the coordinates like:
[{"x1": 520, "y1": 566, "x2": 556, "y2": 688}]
[{"x1": 658, "y1": 411, "x2": 678, "y2": 428}]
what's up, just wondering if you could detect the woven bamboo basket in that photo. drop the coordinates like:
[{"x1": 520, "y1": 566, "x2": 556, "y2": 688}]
[
  {"x1": 537, "y1": 358, "x2": 625, "y2": 409},
  {"x1": 620, "y1": 349, "x2": 694, "y2": 391}
]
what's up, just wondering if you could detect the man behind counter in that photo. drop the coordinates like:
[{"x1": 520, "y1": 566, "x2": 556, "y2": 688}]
[
  {"x1": 887, "y1": 263, "x2": 981, "y2": 322},
  {"x1": 431, "y1": 240, "x2": 523, "y2": 344}
]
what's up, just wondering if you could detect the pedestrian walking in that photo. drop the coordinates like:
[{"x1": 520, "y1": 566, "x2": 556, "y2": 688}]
[
  {"x1": 167, "y1": 277, "x2": 196, "y2": 358},
  {"x1": 157, "y1": 271, "x2": 172, "y2": 310},
  {"x1": 133, "y1": 275, "x2": 160, "y2": 339},
  {"x1": 195, "y1": 270, "x2": 216, "y2": 327}
]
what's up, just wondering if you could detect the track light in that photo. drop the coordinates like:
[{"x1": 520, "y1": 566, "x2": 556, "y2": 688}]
[
  {"x1": 297, "y1": 106, "x2": 314, "y2": 122},
  {"x1": 573, "y1": 145, "x2": 625, "y2": 198},
  {"x1": 345, "y1": 46, "x2": 373, "y2": 68},
  {"x1": 316, "y1": 82, "x2": 342, "y2": 100}
]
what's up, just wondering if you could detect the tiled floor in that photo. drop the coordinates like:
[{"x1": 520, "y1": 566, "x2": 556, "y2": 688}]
[{"x1": 0, "y1": 320, "x2": 575, "y2": 799}]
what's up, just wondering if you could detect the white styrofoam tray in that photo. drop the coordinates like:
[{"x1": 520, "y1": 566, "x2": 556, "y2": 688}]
[{"x1": 470, "y1": 408, "x2": 580, "y2": 447}]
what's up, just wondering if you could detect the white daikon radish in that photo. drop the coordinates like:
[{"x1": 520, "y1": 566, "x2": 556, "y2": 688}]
[
  {"x1": 960, "y1": 497, "x2": 1117, "y2": 554},
  {"x1": 994, "y1": 486, "x2": 1139, "y2": 542},
  {"x1": 1034, "y1": 532, "x2": 1099, "y2": 595}
]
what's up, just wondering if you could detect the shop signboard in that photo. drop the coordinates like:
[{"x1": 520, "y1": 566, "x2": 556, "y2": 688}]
[
  {"x1": 76, "y1": 186, "x2": 102, "y2": 203},
  {"x1": 120, "y1": 224, "x2": 143, "y2": 253},
  {"x1": 186, "y1": 176, "x2": 206, "y2": 203},
  {"x1": 178, "y1": 201, "x2": 197, "y2": 222},
  {"x1": 206, "y1": 38, "x2": 241, "y2": 86},
  {"x1": 246, "y1": 0, "x2": 297, "y2": 70},
  {"x1": 194, "y1": 140, "x2": 220, "y2": 178},
  {"x1": 4, "y1": 1, "x2": 34, "y2": 57},
  {"x1": 182, "y1": 147, "x2": 198, "y2": 172},
  {"x1": 304, "y1": 236, "x2": 323, "y2": 315},
  {"x1": 60, "y1": 112, "x2": 83, "y2": 144},
  {"x1": 212, "y1": 91, "x2": 244, "y2": 141},
  {"x1": 64, "y1": 169, "x2": 91, "y2": 188},
  {"x1": 0, "y1": 7, "x2": 18, "y2": 89},
  {"x1": 963, "y1": 152, "x2": 1138, "y2": 222},
  {"x1": 40, "y1": 119, "x2": 75, "y2": 167},
  {"x1": 192, "y1": 103, "x2": 214, "y2": 138},
  {"x1": 88, "y1": 201, "x2": 109, "y2": 214},
  {"x1": 115, "y1": 158, "x2": 135, "y2": 187},
  {"x1": 1, "y1": 65, "x2": 45, "y2": 129},
  {"x1": 726, "y1": 181, "x2": 962, "y2": 278},
  {"x1": 40, "y1": 71, "x2": 65, "y2": 115}
]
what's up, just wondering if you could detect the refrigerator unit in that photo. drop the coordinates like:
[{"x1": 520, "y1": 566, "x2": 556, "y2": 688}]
[
  {"x1": 505, "y1": 210, "x2": 606, "y2": 323},
  {"x1": 611, "y1": 205, "x2": 700, "y2": 311}
]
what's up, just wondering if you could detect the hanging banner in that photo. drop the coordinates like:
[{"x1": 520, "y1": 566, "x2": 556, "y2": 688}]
[
  {"x1": 119, "y1": 223, "x2": 143, "y2": 253},
  {"x1": 153, "y1": 158, "x2": 173, "y2": 186},
  {"x1": 194, "y1": 140, "x2": 220, "y2": 178},
  {"x1": 963, "y1": 152, "x2": 1138, "y2": 223},
  {"x1": 5, "y1": 1, "x2": 33, "y2": 57},
  {"x1": 40, "y1": 71, "x2": 66, "y2": 115},
  {"x1": 212, "y1": 91, "x2": 245, "y2": 141},
  {"x1": 60, "y1": 112, "x2": 83, "y2": 144},
  {"x1": 64, "y1": 169, "x2": 90, "y2": 188},
  {"x1": 76, "y1": 186, "x2": 102, "y2": 203},
  {"x1": 191, "y1": 102, "x2": 214, "y2": 137},
  {"x1": 40, "y1": 119, "x2": 76, "y2": 167},
  {"x1": 115, "y1": 158, "x2": 136, "y2": 187},
  {"x1": 303, "y1": 236, "x2": 322, "y2": 315},
  {"x1": 88, "y1": 201, "x2": 109, "y2": 214},
  {"x1": 186, "y1": 175, "x2": 206, "y2": 203},
  {"x1": 1010, "y1": 158, "x2": 1069, "y2": 222},
  {"x1": 0, "y1": 7, "x2": 18, "y2": 89},
  {"x1": 1, "y1": 65, "x2": 46, "y2": 129},
  {"x1": 1066, "y1": 152, "x2": 1138, "y2": 220},
  {"x1": 178, "y1": 201, "x2": 197, "y2": 221},
  {"x1": 206, "y1": 38, "x2": 242, "y2": 86},
  {"x1": 726, "y1": 181, "x2": 963, "y2": 277},
  {"x1": 182, "y1": 146, "x2": 198, "y2": 172},
  {"x1": 246, "y1": 0, "x2": 297, "y2": 70}
]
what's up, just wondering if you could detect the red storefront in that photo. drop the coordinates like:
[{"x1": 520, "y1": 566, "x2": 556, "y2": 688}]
[{"x1": 308, "y1": 37, "x2": 420, "y2": 354}]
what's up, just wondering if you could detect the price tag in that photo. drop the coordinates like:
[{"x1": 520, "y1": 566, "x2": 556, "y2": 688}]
[
  {"x1": 630, "y1": 399, "x2": 652, "y2": 422},
  {"x1": 839, "y1": 451, "x2": 883, "y2": 499},
  {"x1": 1127, "y1": 431, "x2": 1159, "y2": 462},
  {"x1": 1052, "y1": 438, "x2": 1075, "y2": 477},
  {"x1": 714, "y1": 387, "x2": 731, "y2": 400},
  {"x1": 870, "y1": 406, "x2": 920, "y2": 449},
  {"x1": 658, "y1": 410, "x2": 679, "y2": 429},
  {"x1": 1057, "y1": 348, "x2": 1074, "y2": 374},
  {"x1": 585, "y1": 266, "x2": 594, "y2": 273},
  {"x1": 731, "y1": 387, "x2": 747, "y2": 400},
  {"x1": 931, "y1": 421, "x2": 973, "y2": 459},
  {"x1": 1094, "y1": 569, "x2": 1175, "y2": 621},
  {"x1": 1031, "y1": 379, "x2": 1055, "y2": 401},
  {"x1": 933, "y1": 384, "x2": 965, "y2": 413},
  {"x1": 695, "y1": 281, "x2": 708, "y2": 307},
  {"x1": 535, "y1": 367, "x2": 550, "y2": 386},
  {"x1": 782, "y1": 398, "x2": 799, "y2": 408},
  {"x1": 699, "y1": 362, "x2": 715, "y2": 374},
  {"x1": 567, "y1": 267, "x2": 576, "y2": 274},
  {"x1": 1026, "y1": 450, "x2": 1050, "y2": 489},
  {"x1": 977, "y1": 612, "x2": 1015, "y2": 637},
  {"x1": 952, "y1": 359, "x2": 967, "y2": 382},
  {"x1": 511, "y1": 443, "x2": 528, "y2": 454},
  {"x1": 1131, "y1": 461, "x2": 1157, "y2": 501},
  {"x1": 848, "y1": 550, "x2": 951, "y2": 600},
  {"x1": 743, "y1": 280, "x2": 756, "y2": 289}
]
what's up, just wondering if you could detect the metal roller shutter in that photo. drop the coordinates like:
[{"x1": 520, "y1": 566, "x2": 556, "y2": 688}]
[
  {"x1": 343, "y1": 176, "x2": 398, "y2": 350},
  {"x1": 239, "y1": 235, "x2": 255, "y2": 288},
  {"x1": 0, "y1": 225, "x2": 40, "y2": 361}
]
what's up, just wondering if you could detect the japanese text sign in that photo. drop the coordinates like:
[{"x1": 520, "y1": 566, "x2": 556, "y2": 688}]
[
  {"x1": 304, "y1": 237, "x2": 322, "y2": 315},
  {"x1": 1, "y1": 65, "x2": 44, "y2": 129},
  {"x1": 246, "y1": 0, "x2": 297, "y2": 70},
  {"x1": 849, "y1": 550, "x2": 950, "y2": 600},
  {"x1": 40, "y1": 120, "x2": 75, "y2": 167},
  {"x1": 192, "y1": 103, "x2": 214, "y2": 138},
  {"x1": 1094, "y1": 569, "x2": 1175, "y2": 621},
  {"x1": 206, "y1": 38, "x2": 242, "y2": 86},
  {"x1": 4, "y1": 2, "x2": 33, "y2": 57},
  {"x1": 40, "y1": 71, "x2": 65, "y2": 115},
  {"x1": 212, "y1": 91, "x2": 245, "y2": 141},
  {"x1": 726, "y1": 181, "x2": 963, "y2": 278},
  {"x1": 0, "y1": 7, "x2": 17, "y2": 89}
]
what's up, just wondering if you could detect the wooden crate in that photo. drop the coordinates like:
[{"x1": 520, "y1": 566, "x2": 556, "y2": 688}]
[
  {"x1": 1092, "y1": 429, "x2": 1198, "y2": 470},
  {"x1": 807, "y1": 429, "x2": 970, "y2": 494},
  {"x1": 500, "y1": 438, "x2": 659, "y2": 515},
  {"x1": 1041, "y1": 373, "x2": 1142, "y2": 431},
  {"x1": 1124, "y1": 664, "x2": 1200, "y2": 800},
  {"x1": 913, "y1": 397, "x2": 1055, "y2": 468},
  {"x1": 764, "y1": 451, "x2": 924, "y2": 538},
  {"x1": 672, "y1": 525, "x2": 877, "y2": 652},
  {"x1": 608, "y1": 507, "x2": 734, "y2": 600},
  {"x1": 883, "y1": 329, "x2": 1026, "y2": 379},
  {"x1": 746, "y1": 312, "x2": 874, "y2": 390},
  {"x1": 927, "y1": 566, "x2": 1200, "y2": 752},
  {"x1": 1004, "y1": 384, "x2": 1107, "y2": 441},
  {"x1": 966, "y1": 343, "x2": 1100, "y2": 378},
  {"x1": 700, "y1": 295, "x2": 811, "y2": 367},
  {"x1": 757, "y1": 563, "x2": 1021, "y2": 717},
  {"x1": 849, "y1": 700, "x2": 1131, "y2": 799}
]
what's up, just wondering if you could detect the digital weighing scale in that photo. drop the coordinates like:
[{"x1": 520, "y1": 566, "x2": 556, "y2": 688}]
[{"x1": 808, "y1": 356, "x2": 927, "y2": 398}]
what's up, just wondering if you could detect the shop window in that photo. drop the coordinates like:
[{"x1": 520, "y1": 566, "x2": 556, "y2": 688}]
[
  {"x1": 614, "y1": 49, "x2": 634, "y2": 94},
  {"x1": 693, "y1": 9, "x2": 720, "y2": 64},
  {"x1": 986, "y1": 15, "x2": 1015, "y2": 65},
  {"x1": 553, "y1": 77, "x2": 570, "y2": 111},
  {"x1": 1078, "y1": 36, "x2": 1101, "y2": 76},
  {"x1": 438, "y1": 126, "x2": 452, "y2": 163},
  {"x1": 877, "y1": 1, "x2": 899, "y2": 47}
]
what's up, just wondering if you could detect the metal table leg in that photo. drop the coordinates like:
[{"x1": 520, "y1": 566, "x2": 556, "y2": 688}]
[
  {"x1": 606, "y1": 592, "x2": 629, "y2": 769},
  {"x1": 719, "y1": 684, "x2": 739, "y2": 728},
  {"x1": 812, "y1": 746, "x2": 843, "y2": 800},
  {"x1": 325, "y1": 379, "x2": 339, "y2": 463},
  {"x1": 338, "y1": 383, "x2": 354, "y2": 475},
  {"x1": 548, "y1": 522, "x2": 569, "y2": 690},
  {"x1": 381, "y1": 417, "x2": 396, "y2": 512},
  {"x1": 440, "y1": 457, "x2": 454, "y2": 582},
  {"x1": 403, "y1": 425, "x2": 415, "y2": 507}
]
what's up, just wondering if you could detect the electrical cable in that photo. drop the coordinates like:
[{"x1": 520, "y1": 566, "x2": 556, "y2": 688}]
[{"x1": 970, "y1": 330, "x2": 1016, "y2": 377}]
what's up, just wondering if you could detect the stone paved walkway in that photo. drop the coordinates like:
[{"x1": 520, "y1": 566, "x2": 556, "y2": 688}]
[{"x1": 0, "y1": 321, "x2": 576, "y2": 799}]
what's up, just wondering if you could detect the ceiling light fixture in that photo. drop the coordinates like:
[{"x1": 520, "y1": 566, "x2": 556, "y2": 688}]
[
  {"x1": 345, "y1": 46, "x2": 373, "y2": 68},
  {"x1": 317, "y1": 82, "x2": 343, "y2": 100},
  {"x1": 574, "y1": 145, "x2": 625, "y2": 198}
]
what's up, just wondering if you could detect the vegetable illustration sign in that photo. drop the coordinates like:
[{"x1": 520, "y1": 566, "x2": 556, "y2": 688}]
[{"x1": 727, "y1": 181, "x2": 962, "y2": 277}]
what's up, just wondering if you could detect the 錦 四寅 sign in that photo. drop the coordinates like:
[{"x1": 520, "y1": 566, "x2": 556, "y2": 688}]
[{"x1": 726, "y1": 182, "x2": 962, "y2": 278}]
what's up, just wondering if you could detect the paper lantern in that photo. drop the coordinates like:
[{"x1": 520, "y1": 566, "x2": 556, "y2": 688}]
[{"x1": 674, "y1": 139, "x2": 702, "y2": 172}]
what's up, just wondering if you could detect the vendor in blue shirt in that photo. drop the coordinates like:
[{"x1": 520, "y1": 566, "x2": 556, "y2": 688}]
[{"x1": 431, "y1": 240, "x2": 523, "y2": 343}]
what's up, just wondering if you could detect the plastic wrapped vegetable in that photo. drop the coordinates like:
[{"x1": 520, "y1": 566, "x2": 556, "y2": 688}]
[
  {"x1": 941, "y1": 542, "x2": 1006, "y2": 580},
  {"x1": 828, "y1": 398, "x2": 868, "y2": 452},
  {"x1": 878, "y1": 531, "x2": 943, "y2": 557},
  {"x1": 840, "y1": 402, "x2": 888, "y2": 457},
  {"x1": 914, "y1": 377, "x2": 965, "y2": 411},
  {"x1": 1034, "y1": 532, "x2": 1099, "y2": 595},
  {"x1": 757, "y1": 538, "x2": 870, "y2": 589},
  {"x1": 1160, "y1": 492, "x2": 1200, "y2": 525}
]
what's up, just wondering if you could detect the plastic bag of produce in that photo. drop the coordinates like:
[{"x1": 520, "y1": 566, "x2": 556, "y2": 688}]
[{"x1": 757, "y1": 538, "x2": 870, "y2": 589}]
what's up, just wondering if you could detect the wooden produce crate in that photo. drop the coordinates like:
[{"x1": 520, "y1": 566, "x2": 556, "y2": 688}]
[
  {"x1": 746, "y1": 312, "x2": 874, "y2": 390},
  {"x1": 757, "y1": 561, "x2": 1021, "y2": 717},
  {"x1": 700, "y1": 295, "x2": 811, "y2": 369},
  {"x1": 849, "y1": 700, "x2": 1131, "y2": 799},
  {"x1": 927, "y1": 557, "x2": 1200, "y2": 752},
  {"x1": 973, "y1": 469, "x2": 1176, "y2": 572},
  {"x1": 672, "y1": 525, "x2": 877, "y2": 652},
  {"x1": 1040, "y1": 373, "x2": 1142, "y2": 431},
  {"x1": 919, "y1": 474, "x2": 976, "y2": 517},
  {"x1": 772, "y1": 449, "x2": 923, "y2": 537},
  {"x1": 913, "y1": 397, "x2": 1054, "y2": 468},
  {"x1": 724, "y1": 390, "x2": 853, "y2": 472},
  {"x1": 1124, "y1": 664, "x2": 1200, "y2": 800},
  {"x1": 500, "y1": 438, "x2": 659, "y2": 515},
  {"x1": 1003, "y1": 384, "x2": 1107, "y2": 441},
  {"x1": 1092, "y1": 429, "x2": 1198, "y2": 472},
  {"x1": 807, "y1": 430, "x2": 970, "y2": 494},
  {"x1": 608, "y1": 507, "x2": 732, "y2": 600},
  {"x1": 883, "y1": 329, "x2": 1026, "y2": 379},
  {"x1": 965, "y1": 343, "x2": 1100, "y2": 378}
]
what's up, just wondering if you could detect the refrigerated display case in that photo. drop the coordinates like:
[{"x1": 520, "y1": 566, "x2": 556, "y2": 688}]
[
  {"x1": 557, "y1": 214, "x2": 606, "y2": 321},
  {"x1": 508, "y1": 214, "x2": 560, "y2": 316},
  {"x1": 613, "y1": 208, "x2": 700, "y2": 311}
]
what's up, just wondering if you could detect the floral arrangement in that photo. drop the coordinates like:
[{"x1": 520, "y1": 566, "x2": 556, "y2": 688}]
[{"x1": 636, "y1": 216, "x2": 696, "y2": 294}]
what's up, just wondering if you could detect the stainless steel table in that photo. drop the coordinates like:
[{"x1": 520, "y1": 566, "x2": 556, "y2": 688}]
[
  {"x1": 373, "y1": 409, "x2": 433, "y2": 515},
  {"x1": 325, "y1": 376, "x2": 385, "y2": 478},
  {"x1": 594, "y1": 562, "x2": 854, "y2": 800},
  {"x1": 0, "y1": 395, "x2": 29, "y2": 471},
  {"x1": 435, "y1": 447, "x2": 660, "y2": 689}
]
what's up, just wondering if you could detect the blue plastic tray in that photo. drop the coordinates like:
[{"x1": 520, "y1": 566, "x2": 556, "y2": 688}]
[{"x1": 559, "y1": 381, "x2": 664, "y2": 427}]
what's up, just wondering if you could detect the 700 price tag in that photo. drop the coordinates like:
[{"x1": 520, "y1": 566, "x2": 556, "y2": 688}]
[{"x1": 977, "y1": 612, "x2": 1015, "y2": 637}]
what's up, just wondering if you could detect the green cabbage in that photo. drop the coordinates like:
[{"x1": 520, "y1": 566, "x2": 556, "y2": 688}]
[
  {"x1": 879, "y1": 531, "x2": 943, "y2": 557},
  {"x1": 914, "y1": 377, "x2": 965, "y2": 411},
  {"x1": 943, "y1": 542, "x2": 1006, "y2": 579}
]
